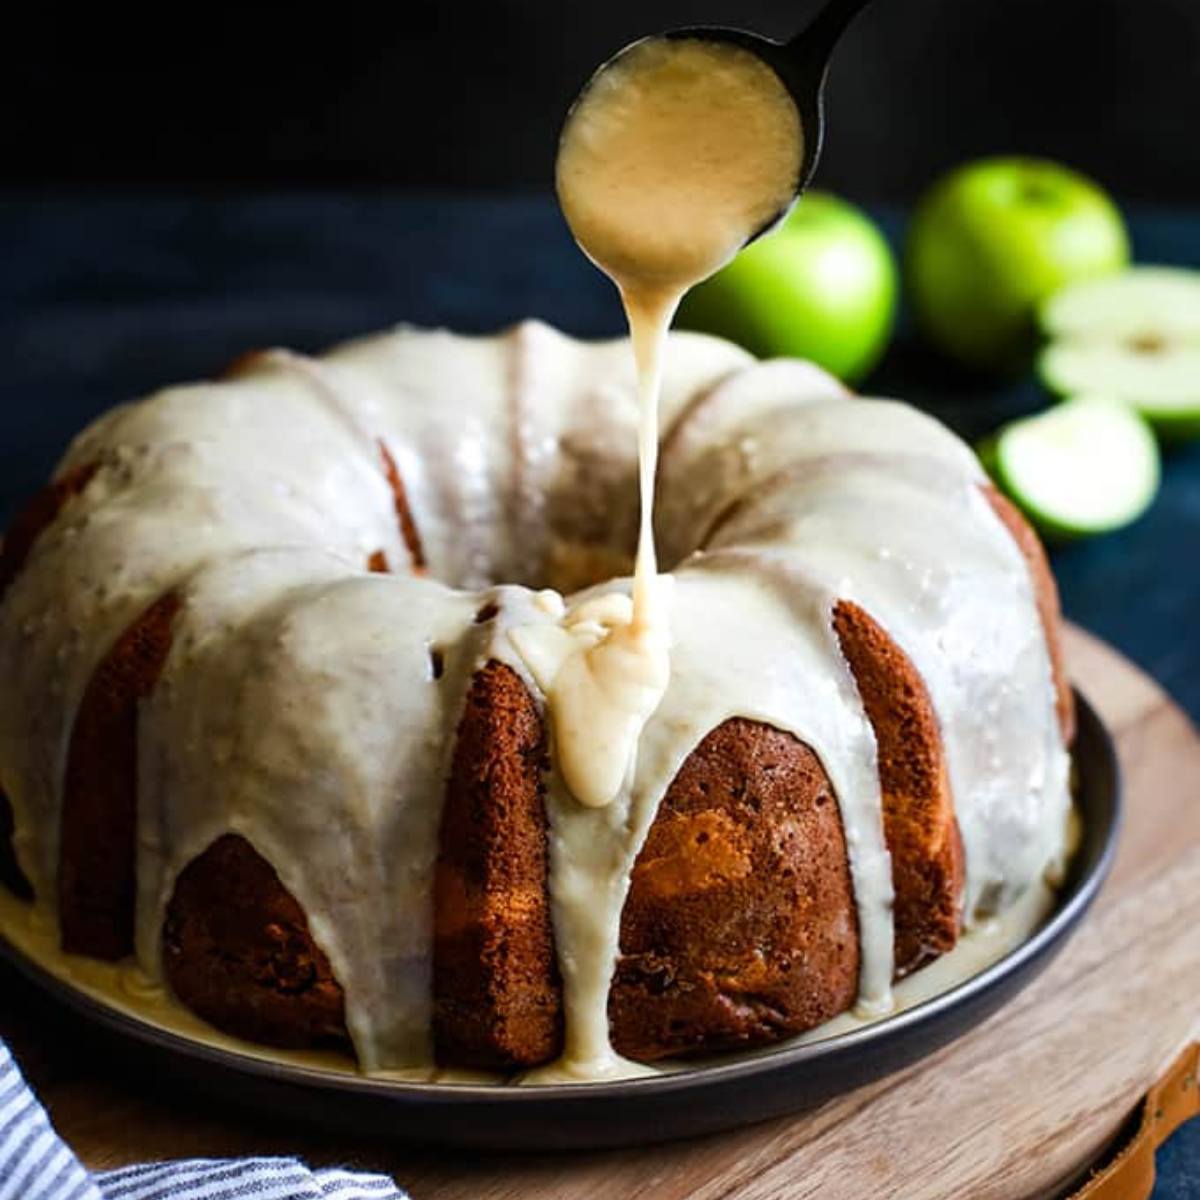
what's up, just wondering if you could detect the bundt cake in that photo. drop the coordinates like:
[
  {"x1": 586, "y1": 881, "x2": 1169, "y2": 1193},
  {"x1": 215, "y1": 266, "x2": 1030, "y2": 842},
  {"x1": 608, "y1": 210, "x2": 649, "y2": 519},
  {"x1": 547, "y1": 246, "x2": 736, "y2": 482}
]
[{"x1": 0, "y1": 320, "x2": 1074, "y2": 1078}]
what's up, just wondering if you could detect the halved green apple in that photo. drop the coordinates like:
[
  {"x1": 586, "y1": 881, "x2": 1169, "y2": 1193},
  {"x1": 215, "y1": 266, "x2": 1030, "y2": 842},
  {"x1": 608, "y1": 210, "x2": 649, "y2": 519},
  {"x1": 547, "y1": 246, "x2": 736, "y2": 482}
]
[
  {"x1": 1038, "y1": 267, "x2": 1200, "y2": 438},
  {"x1": 980, "y1": 395, "x2": 1160, "y2": 539}
]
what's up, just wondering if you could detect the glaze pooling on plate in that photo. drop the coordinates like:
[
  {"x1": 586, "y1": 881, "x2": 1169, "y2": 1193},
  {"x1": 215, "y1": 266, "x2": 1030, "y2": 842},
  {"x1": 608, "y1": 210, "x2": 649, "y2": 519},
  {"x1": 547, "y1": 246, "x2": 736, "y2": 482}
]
[{"x1": 0, "y1": 857, "x2": 1058, "y2": 1081}]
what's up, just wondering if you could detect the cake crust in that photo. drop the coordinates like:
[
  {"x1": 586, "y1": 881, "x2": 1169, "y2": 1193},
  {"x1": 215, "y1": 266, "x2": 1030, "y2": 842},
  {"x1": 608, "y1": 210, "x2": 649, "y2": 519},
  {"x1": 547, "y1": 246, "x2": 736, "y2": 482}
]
[
  {"x1": 58, "y1": 590, "x2": 181, "y2": 959},
  {"x1": 163, "y1": 833, "x2": 349, "y2": 1050},
  {"x1": 0, "y1": 462, "x2": 97, "y2": 603},
  {"x1": 610, "y1": 717, "x2": 859, "y2": 1060},
  {"x1": 432, "y1": 660, "x2": 562, "y2": 1068},
  {"x1": 379, "y1": 440, "x2": 427, "y2": 573},
  {"x1": 834, "y1": 600, "x2": 965, "y2": 976}
]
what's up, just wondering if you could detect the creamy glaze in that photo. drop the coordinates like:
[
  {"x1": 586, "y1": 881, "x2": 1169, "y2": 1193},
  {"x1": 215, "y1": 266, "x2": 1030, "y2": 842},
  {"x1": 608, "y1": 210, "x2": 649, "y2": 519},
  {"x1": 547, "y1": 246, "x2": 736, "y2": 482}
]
[{"x1": 0, "y1": 318, "x2": 1073, "y2": 1081}]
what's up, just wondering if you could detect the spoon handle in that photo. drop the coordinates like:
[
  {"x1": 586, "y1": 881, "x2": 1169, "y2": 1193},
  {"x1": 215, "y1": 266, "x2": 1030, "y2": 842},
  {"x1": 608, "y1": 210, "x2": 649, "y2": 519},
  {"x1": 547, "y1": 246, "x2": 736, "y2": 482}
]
[
  {"x1": 787, "y1": 0, "x2": 873, "y2": 71},
  {"x1": 766, "y1": 0, "x2": 873, "y2": 192}
]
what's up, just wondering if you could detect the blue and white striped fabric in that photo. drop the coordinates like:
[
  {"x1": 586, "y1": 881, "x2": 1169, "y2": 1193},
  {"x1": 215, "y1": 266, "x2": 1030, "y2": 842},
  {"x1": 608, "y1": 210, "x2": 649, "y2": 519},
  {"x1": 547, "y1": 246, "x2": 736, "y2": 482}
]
[{"x1": 0, "y1": 1041, "x2": 406, "y2": 1200}]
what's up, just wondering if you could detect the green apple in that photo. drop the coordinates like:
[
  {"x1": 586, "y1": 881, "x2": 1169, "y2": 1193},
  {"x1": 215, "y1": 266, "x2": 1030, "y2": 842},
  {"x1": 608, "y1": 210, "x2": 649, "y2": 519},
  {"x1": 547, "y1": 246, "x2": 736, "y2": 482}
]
[
  {"x1": 676, "y1": 192, "x2": 898, "y2": 384},
  {"x1": 978, "y1": 395, "x2": 1159, "y2": 539},
  {"x1": 1038, "y1": 266, "x2": 1200, "y2": 439},
  {"x1": 906, "y1": 157, "x2": 1130, "y2": 373}
]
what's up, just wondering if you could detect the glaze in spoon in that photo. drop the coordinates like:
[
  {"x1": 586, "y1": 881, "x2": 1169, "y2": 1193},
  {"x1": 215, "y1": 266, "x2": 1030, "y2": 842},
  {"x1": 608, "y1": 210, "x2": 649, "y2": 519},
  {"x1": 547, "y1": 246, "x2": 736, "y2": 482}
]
[{"x1": 572, "y1": 0, "x2": 875, "y2": 246}]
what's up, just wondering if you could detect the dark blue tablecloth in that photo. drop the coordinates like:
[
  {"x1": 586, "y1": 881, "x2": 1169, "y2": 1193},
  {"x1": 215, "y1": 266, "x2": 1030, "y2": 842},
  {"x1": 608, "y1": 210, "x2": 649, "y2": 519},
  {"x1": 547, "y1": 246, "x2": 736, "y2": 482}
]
[{"x1": 0, "y1": 194, "x2": 1196, "y2": 1196}]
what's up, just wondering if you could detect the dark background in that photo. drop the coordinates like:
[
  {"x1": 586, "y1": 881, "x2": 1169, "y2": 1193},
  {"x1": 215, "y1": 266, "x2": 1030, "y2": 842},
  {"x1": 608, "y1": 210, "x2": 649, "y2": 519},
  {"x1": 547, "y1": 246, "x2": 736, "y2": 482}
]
[{"x1": 5, "y1": 0, "x2": 1199, "y2": 203}]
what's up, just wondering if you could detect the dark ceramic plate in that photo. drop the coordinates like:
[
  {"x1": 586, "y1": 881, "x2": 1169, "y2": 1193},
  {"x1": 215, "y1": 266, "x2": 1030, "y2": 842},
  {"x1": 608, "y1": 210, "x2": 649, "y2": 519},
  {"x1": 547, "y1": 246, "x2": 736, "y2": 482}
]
[{"x1": 0, "y1": 688, "x2": 1119, "y2": 1150}]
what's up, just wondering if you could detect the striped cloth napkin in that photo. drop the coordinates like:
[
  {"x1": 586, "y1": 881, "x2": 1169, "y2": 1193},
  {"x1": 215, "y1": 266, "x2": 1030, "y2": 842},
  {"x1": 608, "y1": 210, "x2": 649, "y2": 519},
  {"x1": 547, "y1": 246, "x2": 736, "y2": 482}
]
[{"x1": 0, "y1": 1040, "x2": 406, "y2": 1199}]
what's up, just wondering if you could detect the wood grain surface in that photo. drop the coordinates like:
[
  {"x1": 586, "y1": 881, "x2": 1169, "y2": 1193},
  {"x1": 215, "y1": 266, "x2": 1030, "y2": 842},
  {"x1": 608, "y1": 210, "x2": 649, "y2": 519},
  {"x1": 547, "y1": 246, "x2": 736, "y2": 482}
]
[{"x1": 0, "y1": 624, "x2": 1196, "y2": 1199}]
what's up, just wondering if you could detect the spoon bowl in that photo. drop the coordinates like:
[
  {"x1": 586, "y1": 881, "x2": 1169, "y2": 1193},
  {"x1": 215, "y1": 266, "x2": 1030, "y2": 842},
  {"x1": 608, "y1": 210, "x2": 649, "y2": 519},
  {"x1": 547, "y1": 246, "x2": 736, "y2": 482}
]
[{"x1": 590, "y1": 0, "x2": 874, "y2": 245}]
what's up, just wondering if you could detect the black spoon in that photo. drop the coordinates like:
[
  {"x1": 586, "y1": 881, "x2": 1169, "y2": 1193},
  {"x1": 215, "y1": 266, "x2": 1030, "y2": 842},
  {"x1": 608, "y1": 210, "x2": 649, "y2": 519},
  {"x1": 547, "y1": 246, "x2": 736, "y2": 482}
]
[{"x1": 573, "y1": 0, "x2": 875, "y2": 243}]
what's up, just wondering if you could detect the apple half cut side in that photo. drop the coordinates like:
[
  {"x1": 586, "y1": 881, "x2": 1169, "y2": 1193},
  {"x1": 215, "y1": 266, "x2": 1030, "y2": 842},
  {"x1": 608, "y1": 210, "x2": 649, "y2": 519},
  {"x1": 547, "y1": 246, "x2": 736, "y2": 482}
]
[
  {"x1": 1038, "y1": 267, "x2": 1200, "y2": 439},
  {"x1": 979, "y1": 396, "x2": 1160, "y2": 539}
]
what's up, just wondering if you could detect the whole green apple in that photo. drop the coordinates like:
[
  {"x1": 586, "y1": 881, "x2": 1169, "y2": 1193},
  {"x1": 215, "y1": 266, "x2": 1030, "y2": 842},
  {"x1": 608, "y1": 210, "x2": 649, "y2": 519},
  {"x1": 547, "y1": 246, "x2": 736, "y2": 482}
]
[
  {"x1": 906, "y1": 157, "x2": 1129, "y2": 373},
  {"x1": 676, "y1": 192, "x2": 898, "y2": 384}
]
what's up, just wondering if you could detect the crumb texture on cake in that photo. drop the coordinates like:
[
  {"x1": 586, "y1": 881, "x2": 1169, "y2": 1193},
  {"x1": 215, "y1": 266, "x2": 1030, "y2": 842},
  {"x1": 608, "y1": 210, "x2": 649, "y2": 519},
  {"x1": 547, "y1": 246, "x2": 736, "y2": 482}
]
[
  {"x1": 611, "y1": 717, "x2": 859, "y2": 1061},
  {"x1": 164, "y1": 833, "x2": 349, "y2": 1049},
  {"x1": 0, "y1": 321, "x2": 1074, "y2": 1074}
]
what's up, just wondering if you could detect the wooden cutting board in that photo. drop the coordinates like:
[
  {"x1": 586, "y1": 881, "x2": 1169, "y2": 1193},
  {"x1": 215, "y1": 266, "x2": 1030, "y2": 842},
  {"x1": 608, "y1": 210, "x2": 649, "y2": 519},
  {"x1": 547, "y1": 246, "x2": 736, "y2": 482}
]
[{"x1": 1, "y1": 625, "x2": 1196, "y2": 1199}]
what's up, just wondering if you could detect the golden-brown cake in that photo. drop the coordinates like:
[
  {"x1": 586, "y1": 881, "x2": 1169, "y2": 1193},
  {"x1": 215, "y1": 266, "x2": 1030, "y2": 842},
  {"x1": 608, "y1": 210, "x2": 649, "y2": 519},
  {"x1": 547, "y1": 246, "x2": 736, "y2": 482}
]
[
  {"x1": 163, "y1": 832, "x2": 349, "y2": 1050},
  {"x1": 0, "y1": 322, "x2": 1074, "y2": 1078}
]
